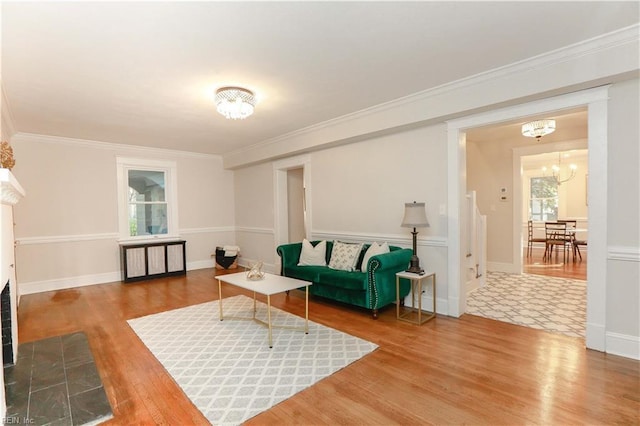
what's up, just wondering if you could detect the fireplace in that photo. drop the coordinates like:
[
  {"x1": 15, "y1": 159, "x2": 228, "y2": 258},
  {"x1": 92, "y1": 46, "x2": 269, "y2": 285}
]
[
  {"x1": 1, "y1": 169, "x2": 26, "y2": 417},
  {"x1": 1, "y1": 281, "x2": 13, "y2": 366}
]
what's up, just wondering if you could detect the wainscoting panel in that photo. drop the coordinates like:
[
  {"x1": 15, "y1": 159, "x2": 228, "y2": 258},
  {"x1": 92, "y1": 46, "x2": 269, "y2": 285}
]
[{"x1": 16, "y1": 227, "x2": 235, "y2": 294}]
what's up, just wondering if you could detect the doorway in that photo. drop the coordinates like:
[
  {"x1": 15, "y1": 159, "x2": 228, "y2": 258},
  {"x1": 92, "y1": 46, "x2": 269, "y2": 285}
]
[
  {"x1": 464, "y1": 113, "x2": 589, "y2": 338},
  {"x1": 273, "y1": 155, "x2": 312, "y2": 260},
  {"x1": 447, "y1": 86, "x2": 609, "y2": 352},
  {"x1": 520, "y1": 148, "x2": 589, "y2": 280},
  {"x1": 286, "y1": 167, "x2": 306, "y2": 243}
]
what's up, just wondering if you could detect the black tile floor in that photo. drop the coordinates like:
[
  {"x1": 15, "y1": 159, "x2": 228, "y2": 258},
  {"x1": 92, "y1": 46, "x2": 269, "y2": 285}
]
[{"x1": 3, "y1": 332, "x2": 113, "y2": 425}]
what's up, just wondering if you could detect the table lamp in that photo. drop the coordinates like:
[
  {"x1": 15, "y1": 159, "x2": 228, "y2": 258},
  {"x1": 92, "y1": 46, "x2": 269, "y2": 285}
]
[{"x1": 401, "y1": 201, "x2": 429, "y2": 274}]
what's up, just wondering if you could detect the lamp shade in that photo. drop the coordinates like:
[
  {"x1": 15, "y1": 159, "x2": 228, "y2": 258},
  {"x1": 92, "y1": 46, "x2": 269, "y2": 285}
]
[{"x1": 401, "y1": 202, "x2": 429, "y2": 228}]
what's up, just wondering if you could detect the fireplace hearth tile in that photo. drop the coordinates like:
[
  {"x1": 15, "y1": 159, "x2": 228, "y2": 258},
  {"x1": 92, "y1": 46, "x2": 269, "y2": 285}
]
[
  {"x1": 66, "y1": 361, "x2": 102, "y2": 396},
  {"x1": 3, "y1": 331, "x2": 113, "y2": 425},
  {"x1": 69, "y1": 386, "x2": 113, "y2": 425},
  {"x1": 29, "y1": 382, "x2": 70, "y2": 424}
]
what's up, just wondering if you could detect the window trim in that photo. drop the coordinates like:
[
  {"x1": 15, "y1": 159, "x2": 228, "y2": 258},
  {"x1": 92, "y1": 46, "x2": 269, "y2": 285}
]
[
  {"x1": 529, "y1": 175, "x2": 558, "y2": 222},
  {"x1": 116, "y1": 157, "x2": 179, "y2": 243}
]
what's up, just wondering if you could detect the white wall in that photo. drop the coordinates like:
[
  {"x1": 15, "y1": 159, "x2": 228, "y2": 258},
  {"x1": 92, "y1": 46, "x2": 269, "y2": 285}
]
[
  {"x1": 233, "y1": 161, "x2": 275, "y2": 268},
  {"x1": 466, "y1": 138, "x2": 516, "y2": 265},
  {"x1": 2, "y1": 28, "x2": 637, "y2": 359},
  {"x1": 234, "y1": 77, "x2": 639, "y2": 359},
  {"x1": 234, "y1": 124, "x2": 451, "y2": 312},
  {"x1": 10, "y1": 133, "x2": 235, "y2": 294},
  {"x1": 606, "y1": 78, "x2": 640, "y2": 350}
]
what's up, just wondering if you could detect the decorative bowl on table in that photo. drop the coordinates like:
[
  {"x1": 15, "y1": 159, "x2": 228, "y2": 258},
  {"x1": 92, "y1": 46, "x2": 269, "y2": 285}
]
[{"x1": 246, "y1": 261, "x2": 265, "y2": 281}]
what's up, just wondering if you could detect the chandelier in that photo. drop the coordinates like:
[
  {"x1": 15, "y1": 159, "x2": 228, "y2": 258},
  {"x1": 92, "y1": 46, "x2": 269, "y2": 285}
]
[
  {"x1": 214, "y1": 87, "x2": 256, "y2": 120},
  {"x1": 522, "y1": 119, "x2": 556, "y2": 140},
  {"x1": 542, "y1": 152, "x2": 577, "y2": 185}
]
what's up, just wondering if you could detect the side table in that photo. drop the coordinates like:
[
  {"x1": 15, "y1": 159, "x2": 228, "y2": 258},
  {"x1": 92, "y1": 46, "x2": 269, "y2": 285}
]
[{"x1": 396, "y1": 271, "x2": 436, "y2": 324}]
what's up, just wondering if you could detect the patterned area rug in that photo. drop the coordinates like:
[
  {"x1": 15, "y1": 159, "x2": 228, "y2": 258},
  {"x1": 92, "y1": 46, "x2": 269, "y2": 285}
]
[
  {"x1": 128, "y1": 295, "x2": 377, "y2": 425},
  {"x1": 466, "y1": 271, "x2": 586, "y2": 338}
]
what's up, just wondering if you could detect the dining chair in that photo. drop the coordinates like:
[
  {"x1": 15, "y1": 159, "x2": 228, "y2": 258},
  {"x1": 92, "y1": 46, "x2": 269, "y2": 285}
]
[
  {"x1": 545, "y1": 221, "x2": 569, "y2": 262},
  {"x1": 573, "y1": 238, "x2": 587, "y2": 261},
  {"x1": 527, "y1": 220, "x2": 547, "y2": 257},
  {"x1": 558, "y1": 219, "x2": 578, "y2": 261}
]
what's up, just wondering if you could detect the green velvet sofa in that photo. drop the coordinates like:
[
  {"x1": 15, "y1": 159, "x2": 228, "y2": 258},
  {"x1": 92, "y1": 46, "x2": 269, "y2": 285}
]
[{"x1": 276, "y1": 240, "x2": 413, "y2": 318}]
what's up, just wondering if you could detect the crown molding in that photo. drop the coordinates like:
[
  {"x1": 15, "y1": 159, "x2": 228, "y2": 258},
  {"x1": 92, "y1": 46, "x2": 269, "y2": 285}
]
[
  {"x1": 11, "y1": 132, "x2": 222, "y2": 160},
  {"x1": 224, "y1": 24, "x2": 639, "y2": 168}
]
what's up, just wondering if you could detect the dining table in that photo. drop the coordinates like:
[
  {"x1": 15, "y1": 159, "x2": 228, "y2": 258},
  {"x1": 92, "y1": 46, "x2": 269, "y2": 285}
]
[{"x1": 535, "y1": 222, "x2": 587, "y2": 261}]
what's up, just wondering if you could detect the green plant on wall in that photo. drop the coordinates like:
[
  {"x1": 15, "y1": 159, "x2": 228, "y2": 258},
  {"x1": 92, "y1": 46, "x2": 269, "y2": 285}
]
[{"x1": 129, "y1": 219, "x2": 137, "y2": 236}]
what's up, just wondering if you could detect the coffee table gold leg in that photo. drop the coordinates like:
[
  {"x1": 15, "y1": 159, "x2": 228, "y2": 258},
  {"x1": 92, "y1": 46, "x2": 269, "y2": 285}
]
[
  {"x1": 416, "y1": 279, "x2": 422, "y2": 324},
  {"x1": 267, "y1": 295, "x2": 273, "y2": 348},
  {"x1": 305, "y1": 285, "x2": 309, "y2": 334},
  {"x1": 253, "y1": 291, "x2": 257, "y2": 320},
  {"x1": 218, "y1": 279, "x2": 223, "y2": 321}
]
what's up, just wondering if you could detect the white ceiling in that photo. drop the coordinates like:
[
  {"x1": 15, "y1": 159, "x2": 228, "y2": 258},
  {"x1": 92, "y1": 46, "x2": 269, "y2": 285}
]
[{"x1": 2, "y1": 2, "x2": 638, "y2": 155}]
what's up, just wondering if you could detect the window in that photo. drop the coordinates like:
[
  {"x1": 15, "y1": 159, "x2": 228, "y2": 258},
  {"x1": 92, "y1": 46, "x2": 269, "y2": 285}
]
[
  {"x1": 117, "y1": 158, "x2": 178, "y2": 241},
  {"x1": 530, "y1": 176, "x2": 558, "y2": 221}
]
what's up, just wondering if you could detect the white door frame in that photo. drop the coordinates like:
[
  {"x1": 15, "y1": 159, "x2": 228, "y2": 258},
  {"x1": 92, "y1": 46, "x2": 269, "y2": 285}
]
[
  {"x1": 447, "y1": 85, "x2": 609, "y2": 352},
  {"x1": 273, "y1": 154, "x2": 312, "y2": 249}
]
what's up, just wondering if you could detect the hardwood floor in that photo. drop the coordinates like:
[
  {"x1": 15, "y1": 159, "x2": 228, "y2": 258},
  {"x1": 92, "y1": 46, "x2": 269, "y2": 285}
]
[
  {"x1": 18, "y1": 267, "x2": 638, "y2": 425},
  {"x1": 523, "y1": 246, "x2": 587, "y2": 280}
]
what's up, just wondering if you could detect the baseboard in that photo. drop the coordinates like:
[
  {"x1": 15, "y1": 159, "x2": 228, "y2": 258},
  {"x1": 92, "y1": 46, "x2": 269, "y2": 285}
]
[
  {"x1": 237, "y1": 258, "x2": 278, "y2": 275},
  {"x1": 605, "y1": 332, "x2": 640, "y2": 360},
  {"x1": 400, "y1": 294, "x2": 448, "y2": 315},
  {"x1": 19, "y1": 259, "x2": 217, "y2": 295},
  {"x1": 19, "y1": 271, "x2": 123, "y2": 295},
  {"x1": 186, "y1": 259, "x2": 215, "y2": 271}
]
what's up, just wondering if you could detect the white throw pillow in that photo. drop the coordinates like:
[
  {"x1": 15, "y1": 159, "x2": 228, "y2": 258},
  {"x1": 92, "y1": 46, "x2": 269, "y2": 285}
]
[
  {"x1": 361, "y1": 242, "x2": 390, "y2": 272},
  {"x1": 297, "y1": 239, "x2": 327, "y2": 266},
  {"x1": 328, "y1": 241, "x2": 364, "y2": 271}
]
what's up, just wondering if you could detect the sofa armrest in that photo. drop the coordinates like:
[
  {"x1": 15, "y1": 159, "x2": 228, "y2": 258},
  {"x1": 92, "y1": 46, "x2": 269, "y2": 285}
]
[
  {"x1": 366, "y1": 248, "x2": 412, "y2": 272},
  {"x1": 276, "y1": 242, "x2": 303, "y2": 274},
  {"x1": 367, "y1": 248, "x2": 413, "y2": 309}
]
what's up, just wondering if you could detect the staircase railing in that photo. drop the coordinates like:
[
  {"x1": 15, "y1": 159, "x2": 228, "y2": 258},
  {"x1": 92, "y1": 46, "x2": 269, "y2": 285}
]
[{"x1": 466, "y1": 191, "x2": 487, "y2": 292}]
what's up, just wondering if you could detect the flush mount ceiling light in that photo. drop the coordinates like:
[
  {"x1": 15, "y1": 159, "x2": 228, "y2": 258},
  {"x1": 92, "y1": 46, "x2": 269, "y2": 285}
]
[
  {"x1": 521, "y1": 119, "x2": 556, "y2": 140},
  {"x1": 214, "y1": 87, "x2": 256, "y2": 120}
]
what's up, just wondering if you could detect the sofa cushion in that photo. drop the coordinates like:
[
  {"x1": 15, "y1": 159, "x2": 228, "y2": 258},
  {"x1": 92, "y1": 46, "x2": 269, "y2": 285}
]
[
  {"x1": 361, "y1": 242, "x2": 390, "y2": 272},
  {"x1": 284, "y1": 265, "x2": 326, "y2": 283},
  {"x1": 298, "y1": 239, "x2": 327, "y2": 266},
  {"x1": 328, "y1": 241, "x2": 363, "y2": 271},
  {"x1": 317, "y1": 269, "x2": 367, "y2": 291},
  {"x1": 354, "y1": 244, "x2": 370, "y2": 271}
]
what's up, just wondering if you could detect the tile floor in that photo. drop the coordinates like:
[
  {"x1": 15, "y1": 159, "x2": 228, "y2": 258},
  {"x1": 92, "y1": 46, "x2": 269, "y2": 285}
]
[
  {"x1": 466, "y1": 271, "x2": 586, "y2": 338},
  {"x1": 3, "y1": 332, "x2": 112, "y2": 425}
]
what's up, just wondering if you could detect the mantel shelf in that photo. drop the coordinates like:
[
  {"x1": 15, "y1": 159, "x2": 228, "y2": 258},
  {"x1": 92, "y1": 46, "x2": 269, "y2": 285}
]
[{"x1": 0, "y1": 169, "x2": 25, "y2": 206}]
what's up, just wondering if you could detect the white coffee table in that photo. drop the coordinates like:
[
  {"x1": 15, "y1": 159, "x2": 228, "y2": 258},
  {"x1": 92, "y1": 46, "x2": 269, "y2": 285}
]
[{"x1": 216, "y1": 272, "x2": 311, "y2": 348}]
